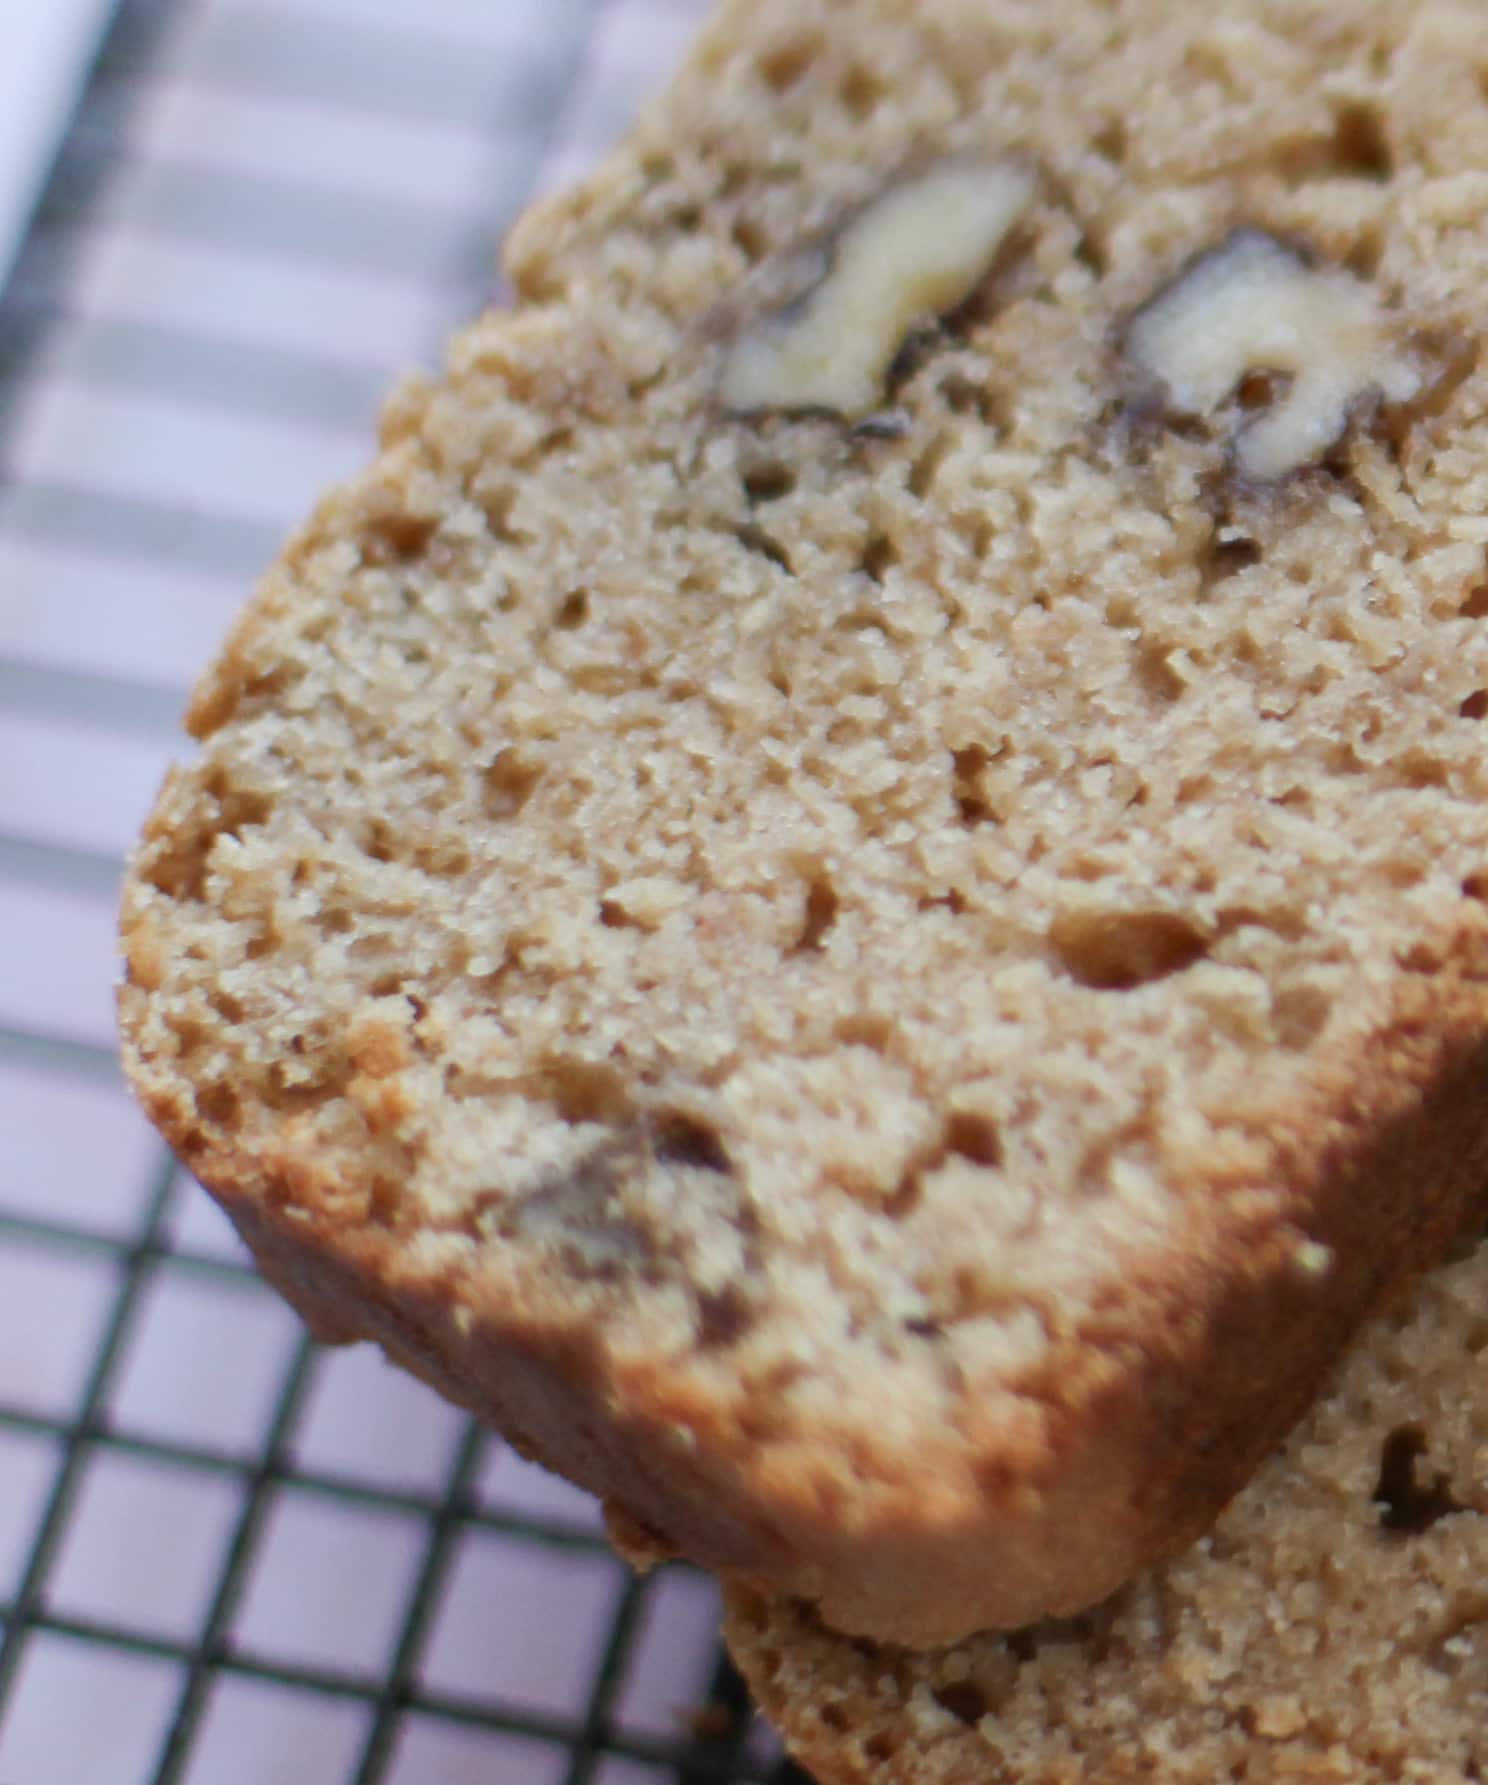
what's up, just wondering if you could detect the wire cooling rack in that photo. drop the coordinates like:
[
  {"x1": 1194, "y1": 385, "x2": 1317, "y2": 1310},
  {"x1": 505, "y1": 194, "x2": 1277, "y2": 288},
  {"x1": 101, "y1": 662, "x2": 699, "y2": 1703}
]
[{"x1": 0, "y1": 2, "x2": 810, "y2": 1779}]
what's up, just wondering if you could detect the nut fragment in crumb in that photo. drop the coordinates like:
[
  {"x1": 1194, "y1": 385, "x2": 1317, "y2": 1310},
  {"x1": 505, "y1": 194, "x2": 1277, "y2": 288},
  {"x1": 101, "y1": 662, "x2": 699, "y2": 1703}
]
[
  {"x1": 721, "y1": 161, "x2": 1034, "y2": 419},
  {"x1": 1292, "y1": 1238, "x2": 1333, "y2": 1278},
  {"x1": 1125, "y1": 228, "x2": 1420, "y2": 480}
]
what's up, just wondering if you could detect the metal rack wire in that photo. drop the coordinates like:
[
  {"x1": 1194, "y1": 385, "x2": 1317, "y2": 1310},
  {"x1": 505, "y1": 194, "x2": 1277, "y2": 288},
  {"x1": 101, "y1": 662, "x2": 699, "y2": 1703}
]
[{"x1": 0, "y1": 2, "x2": 809, "y2": 1778}]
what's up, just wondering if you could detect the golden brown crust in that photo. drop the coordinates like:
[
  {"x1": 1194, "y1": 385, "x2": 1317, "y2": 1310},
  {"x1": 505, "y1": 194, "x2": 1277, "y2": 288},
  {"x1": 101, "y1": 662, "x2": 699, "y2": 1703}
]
[
  {"x1": 119, "y1": 954, "x2": 1488, "y2": 1645},
  {"x1": 121, "y1": 0, "x2": 1488, "y2": 1645}
]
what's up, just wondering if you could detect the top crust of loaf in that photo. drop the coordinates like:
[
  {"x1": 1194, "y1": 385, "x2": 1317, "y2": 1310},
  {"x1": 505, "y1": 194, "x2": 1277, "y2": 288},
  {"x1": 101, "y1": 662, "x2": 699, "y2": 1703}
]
[
  {"x1": 725, "y1": 1230, "x2": 1488, "y2": 1783},
  {"x1": 122, "y1": 0, "x2": 1488, "y2": 1644}
]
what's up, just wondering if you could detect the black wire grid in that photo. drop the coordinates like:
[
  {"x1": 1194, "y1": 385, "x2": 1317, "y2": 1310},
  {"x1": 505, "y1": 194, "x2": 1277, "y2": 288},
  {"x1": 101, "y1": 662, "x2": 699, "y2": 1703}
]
[{"x1": 0, "y1": 2, "x2": 809, "y2": 1779}]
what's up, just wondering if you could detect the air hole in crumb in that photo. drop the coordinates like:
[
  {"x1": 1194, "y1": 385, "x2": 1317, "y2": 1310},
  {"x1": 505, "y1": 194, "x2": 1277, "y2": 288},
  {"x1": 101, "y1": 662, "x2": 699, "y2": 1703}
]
[
  {"x1": 863, "y1": 1734, "x2": 896, "y2": 1764},
  {"x1": 860, "y1": 532, "x2": 898, "y2": 583},
  {"x1": 1345, "y1": 225, "x2": 1385, "y2": 279},
  {"x1": 796, "y1": 874, "x2": 840, "y2": 952},
  {"x1": 1093, "y1": 117, "x2": 1128, "y2": 163},
  {"x1": 265, "y1": 1056, "x2": 353, "y2": 1115},
  {"x1": 1328, "y1": 101, "x2": 1394, "y2": 180},
  {"x1": 654, "y1": 1112, "x2": 732, "y2": 1173},
  {"x1": 907, "y1": 430, "x2": 954, "y2": 499},
  {"x1": 733, "y1": 523, "x2": 793, "y2": 573},
  {"x1": 940, "y1": 372, "x2": 997, "y2": 423},
  {"x1": 1463, "y1": 874, "x2": 1488, "y2": 901},
  {"x1": 1382, "y1": 858, "x2": 1428, "y2": 890},
  {"x1": 839, "y1": 62, "x2": 887, "y2": 118},
  {"x1": 200, "y1": 775, "x2": 273, "y2": 841},
  {"x1": 1271, "y1": 983, "x2": 1331, "y2": 1050},
  {"x1": 885, "y1": 1172, "x2": 923, "y2": 1220},
  {"x1": 1205, "y1": 535, "x2": 1262, "y2": 581},
  {"x1": 743, "y1": 462, "x2": 796, "y2": 504},
  {"x1": 415, "y1": 837, "x2": 471, "y2": 878},
  {"x1": 933, "y1": 1682, "x2": 988, "y2": 1727},
  {"x1": 1374, "y1": 1424, "x2": 1466, "y2": 1534},
  {"x1": 547, "y1": 1059, "x2": 630, "y2": 1126},
  {"x1": 963, "y1": 518, "x2": 994, "y2": 562},
  {"x1": 1462, "y1": 583, "x2": 1488, "y2": 620},
  {"x1": 571, "y1": 663, "x2": 640, "y2": 697},
  {"x1": 360, "y1": 818, "x2": 398, "y2": 864},
  {"x1": 1242, "y1": 369, "x2": 1295, "y2": 415},
  {"x1": 197, "y1": 1082, "x2": 240, "y2": 1130},
  {"x1": 836, "y1": 607, "x2": 891, "y2": 639},
  {"x1": 1134, "y1": 643, "x2": 1186, "y2": 704},
  {"x1": 732, "y1": 215, "x2": 770, "y2": 262},
  {"x1": 757, "y1": 32, "x2": 821, "y2": 90},
  {"x1": 361, "y1": 510, "x2": 435, "y2": 566},
  {"x1": 367, "y1": 1175, "x2": 401, "y2": 1227},
  {"x1": 478, "y1": 483, "x2": 523, "y2": 543},
  {"x1": 951, "y1": 745, "x2": 995, "y2": 826},
  {"x1": 348, "y1": 931, "x2": 398, "y2": 964},
  {"x1": 697, "y1": 1286, "x2": 750, "y2": 1345},
  {"x1": 945, "y1": 1111, "x2": 1002, "y2": 1169},
  {"x1": 1074, "y1": 231, "x2": 1109, "y2": 280},
  {"x1": 1428, "y1": 1594, "x2": 1488, "y2": 1678},
  {"x1": 482, "y1": 748, "x2": 541, "y2": 820},
  {"x1": 1398, "y1": 750, "x2": 1450, "y2": 789},
  {"x1": 1461, "y1": 691, "x2": 1488, "y2": 720},
  {"x1": 554, "y1": 588, "x2": 590, "y2": 630},
  {"x1": 211, "y1": 991, "x2": 244, "y2": 1024},
  {"x1": 1050, "y1": 909, "x2": 1209, "y2": 991}
]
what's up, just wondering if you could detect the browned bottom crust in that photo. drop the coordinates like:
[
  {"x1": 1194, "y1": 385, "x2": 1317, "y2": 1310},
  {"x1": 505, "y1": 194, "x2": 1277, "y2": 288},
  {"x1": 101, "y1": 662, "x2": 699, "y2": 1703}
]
[{"x1": 725, "y1": 1234, "x2": 1488, "y2": 1782}]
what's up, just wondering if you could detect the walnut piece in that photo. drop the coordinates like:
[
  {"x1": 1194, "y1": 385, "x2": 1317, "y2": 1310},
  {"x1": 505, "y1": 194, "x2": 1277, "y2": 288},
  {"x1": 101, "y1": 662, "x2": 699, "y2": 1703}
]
[
  {"x1": 1125, "y1": 228, "x2": 1420, "y2": 480},
  {"x1": 721, "y1": 161, "x2": 1034, "y2": 419}
]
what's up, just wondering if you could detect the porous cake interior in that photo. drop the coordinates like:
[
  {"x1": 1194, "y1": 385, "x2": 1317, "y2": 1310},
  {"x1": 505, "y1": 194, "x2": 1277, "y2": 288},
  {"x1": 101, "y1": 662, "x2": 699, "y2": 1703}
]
[{"x1": 125, "y1": 0, "x2": 1488, "y2": 1452}]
